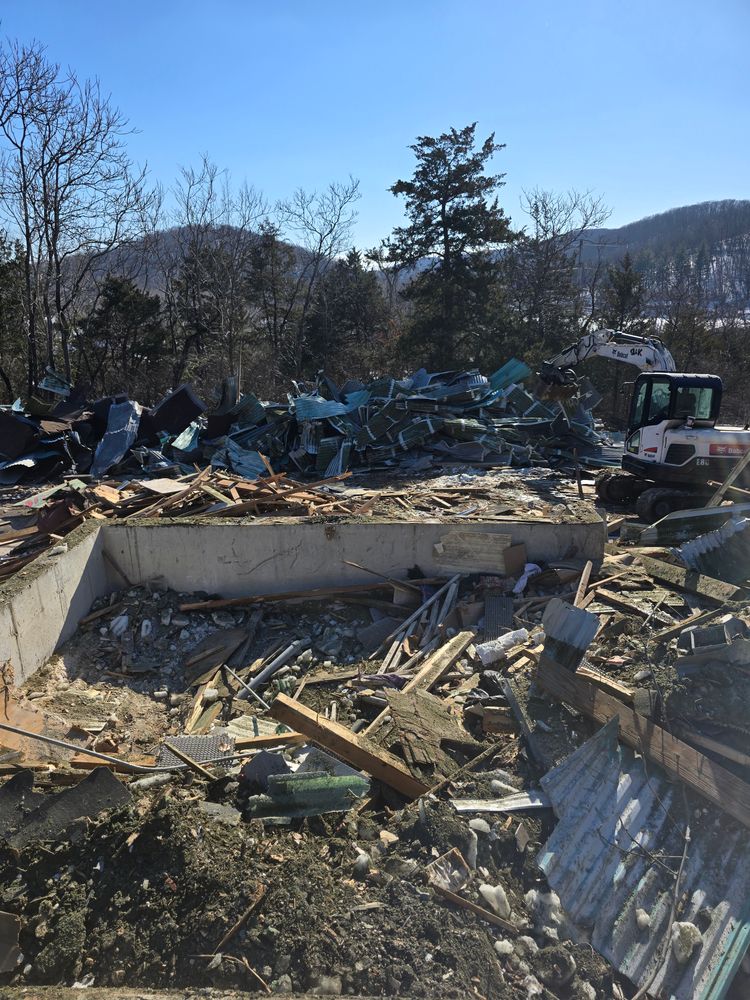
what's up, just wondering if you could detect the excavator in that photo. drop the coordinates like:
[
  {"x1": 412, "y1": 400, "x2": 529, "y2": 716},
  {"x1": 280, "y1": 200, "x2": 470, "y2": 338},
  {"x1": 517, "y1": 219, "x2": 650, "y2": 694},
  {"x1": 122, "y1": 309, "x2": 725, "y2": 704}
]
[{"x1": 539, "y1": 329, "x2": 750, "y2": 521}]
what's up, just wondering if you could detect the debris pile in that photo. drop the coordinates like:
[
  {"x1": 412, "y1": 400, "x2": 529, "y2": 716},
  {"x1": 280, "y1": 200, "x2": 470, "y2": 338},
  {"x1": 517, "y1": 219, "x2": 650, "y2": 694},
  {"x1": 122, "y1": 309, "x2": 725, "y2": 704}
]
[
  {"x1": 1, "y1": 514, "x2": 749, "y2": 998},
  {"x1": 0, "y1": 464, "x2": 596, "y2": 586},
  {"x1": 0, "y1": 468, "x2": 363, "y2": 583},
  {"x1": 0, "y1": 360, "x2": 619, "y2": 487}
]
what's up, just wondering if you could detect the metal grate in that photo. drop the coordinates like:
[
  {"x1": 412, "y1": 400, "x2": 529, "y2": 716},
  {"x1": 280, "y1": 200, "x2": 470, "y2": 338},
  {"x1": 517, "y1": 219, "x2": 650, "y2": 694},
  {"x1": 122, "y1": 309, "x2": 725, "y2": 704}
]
[
  {"x1": 157, "y1": 731, "x2": 235, "y2": 768},
  {"x1": 484, "y1": 594, "x2": 514, "y2": 640}
]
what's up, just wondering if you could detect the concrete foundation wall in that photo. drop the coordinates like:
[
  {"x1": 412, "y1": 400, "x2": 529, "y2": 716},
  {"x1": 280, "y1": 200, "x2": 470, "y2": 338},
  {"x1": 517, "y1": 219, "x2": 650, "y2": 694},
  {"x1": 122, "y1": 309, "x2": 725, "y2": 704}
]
[
  {"x1": 0, "y1": 526, "x2": 109, "y2": 685},
  {"x1": 1, "y1": 514, "x2": 605, "y2": 683},
  {"x1": 103, "y1": 517, "x2": 605, "y2": 598}
]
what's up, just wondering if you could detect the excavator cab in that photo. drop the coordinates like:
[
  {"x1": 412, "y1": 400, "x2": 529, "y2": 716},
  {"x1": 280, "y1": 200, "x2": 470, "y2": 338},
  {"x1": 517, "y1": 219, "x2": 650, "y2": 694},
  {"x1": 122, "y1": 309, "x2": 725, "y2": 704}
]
[{"x1": 626, "y1": 373, "x2": 722, "y2": 437}]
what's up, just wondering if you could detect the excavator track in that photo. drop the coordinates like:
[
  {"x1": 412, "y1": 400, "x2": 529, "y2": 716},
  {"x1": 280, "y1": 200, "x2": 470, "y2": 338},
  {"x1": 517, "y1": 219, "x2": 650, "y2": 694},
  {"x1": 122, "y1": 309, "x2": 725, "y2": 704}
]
[
  {"x1": 594, "y1": 469, "x2": 648, "y2": 505},
  {"x1": 635, "y1": 487, "x2": 700, "y2": 523}
]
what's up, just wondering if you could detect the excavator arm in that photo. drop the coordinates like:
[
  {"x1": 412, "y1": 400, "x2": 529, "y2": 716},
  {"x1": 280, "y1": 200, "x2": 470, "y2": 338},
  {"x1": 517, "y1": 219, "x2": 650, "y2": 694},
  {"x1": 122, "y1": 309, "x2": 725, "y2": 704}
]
[{"x1": 539, "y1": 329, "x2": 676, "y2": 385}]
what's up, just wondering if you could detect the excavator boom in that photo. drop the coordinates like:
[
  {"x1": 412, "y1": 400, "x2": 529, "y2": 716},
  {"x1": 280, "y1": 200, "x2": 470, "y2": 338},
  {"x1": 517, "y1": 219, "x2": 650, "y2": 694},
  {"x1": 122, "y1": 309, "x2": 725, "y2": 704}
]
[{"x1": 540, "y1": 329, "x2": 676, "y2": 384}]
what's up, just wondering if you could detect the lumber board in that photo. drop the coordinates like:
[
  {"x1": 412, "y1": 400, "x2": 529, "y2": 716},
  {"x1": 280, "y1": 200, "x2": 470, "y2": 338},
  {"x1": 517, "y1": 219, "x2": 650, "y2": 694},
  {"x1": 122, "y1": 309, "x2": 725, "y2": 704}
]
[
  {"x1": 536, "y1": 657, "x2": 750, "y2": 829},
  {"x1": 403, "y1": 630, "x2": 475, "y2": 693},
  {"x1": 177, "y1": 579, "x2": 442, "y2": 612},
  {"x1": 707, "y1": 449, "x2": 750, "y2": 506},
  {"x1": 637, "y1": 555, "x2": 741, "y2": 603},
  {"x1": 269, "y1": 693, "x2": 429, "y2": 798},
  {"x1": 677, "y1": 729, "x2": 750, "y2": 769},
  {"x1": 650, "y1": 607, "x2": 725, "y2": 643},
  {"x1": 234, "y1": 732, "x2": 305, "y2": 750},
  {"x1": 573, "y1": 561, "x2": 593, "y2": 607},
  {"x1": 0, "y1": 524, "x2": 38, "y2": 543},
  {"x1": 433, "y1": 885, "x2": 517, "y2": 933},
  {"x1": 499, "y1": 676, "x2": 551, "y2": 770},
  {"x1": 577, "y1": 665, "x2": 634, "y2": 702},
  {"x1": 592, "y1": 588, "x2": 652, "y2": 617}
]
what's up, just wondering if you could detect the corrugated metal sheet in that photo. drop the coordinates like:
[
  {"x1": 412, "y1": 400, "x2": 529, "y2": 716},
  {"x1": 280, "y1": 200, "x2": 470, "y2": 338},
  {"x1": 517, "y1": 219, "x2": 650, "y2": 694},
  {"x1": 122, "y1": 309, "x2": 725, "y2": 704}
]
[
  {"x1": 537, "y1": 718, "x2": 750, "y2": 999},
  {"x1": 677, "y1": 517, "x2": 750, "y2": 585},
  {"x1": 489, "y1": 357, "x2": 532, "y2": 391},
  {"x1": 291, "y1": 391, "x2": 369, "y2": 421},
  {"x1": 638, "y1": 503, "x2": 750, "y2": 547},
  {"x1": 542, "y1": 598, "x2": 599, "y2": 671}
]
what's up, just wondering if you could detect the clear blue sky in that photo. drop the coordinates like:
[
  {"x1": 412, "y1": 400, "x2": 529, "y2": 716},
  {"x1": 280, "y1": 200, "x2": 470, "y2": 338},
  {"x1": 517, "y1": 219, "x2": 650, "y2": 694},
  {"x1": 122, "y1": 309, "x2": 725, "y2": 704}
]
[{"x1": 1, "y1": 0, "x2": 748, "y2": 246}]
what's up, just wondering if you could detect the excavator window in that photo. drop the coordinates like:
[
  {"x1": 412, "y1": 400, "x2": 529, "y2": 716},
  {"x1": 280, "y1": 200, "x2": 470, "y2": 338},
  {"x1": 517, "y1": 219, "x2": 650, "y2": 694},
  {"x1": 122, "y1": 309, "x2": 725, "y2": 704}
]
[
  {"x1": 673, "y1": 385, "x2": 714, "y2": 420},
  {"x1": 646, "y1": 379, "x2": 671, "y2": 424},
  {"x1": 631, "y1": 380, "x2": 649, "y2": 427},
  {"x1": 628, "y1": 373, "x2": 722, "y2": 434}
]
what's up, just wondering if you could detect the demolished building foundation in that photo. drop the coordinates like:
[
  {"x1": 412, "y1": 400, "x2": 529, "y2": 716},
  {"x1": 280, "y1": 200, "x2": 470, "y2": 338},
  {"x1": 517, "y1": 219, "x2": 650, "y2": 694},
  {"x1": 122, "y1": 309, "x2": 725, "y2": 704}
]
[{"x1": 0, "y1": 462, "x2": 748, "y2": 999}]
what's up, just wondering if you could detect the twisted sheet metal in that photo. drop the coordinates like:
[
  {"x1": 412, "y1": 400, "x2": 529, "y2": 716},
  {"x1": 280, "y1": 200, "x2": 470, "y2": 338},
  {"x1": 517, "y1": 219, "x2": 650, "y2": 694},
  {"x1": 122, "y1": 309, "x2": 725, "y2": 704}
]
[{"x1": 537, "y1": 718, "x2": 750, "y2": 999}]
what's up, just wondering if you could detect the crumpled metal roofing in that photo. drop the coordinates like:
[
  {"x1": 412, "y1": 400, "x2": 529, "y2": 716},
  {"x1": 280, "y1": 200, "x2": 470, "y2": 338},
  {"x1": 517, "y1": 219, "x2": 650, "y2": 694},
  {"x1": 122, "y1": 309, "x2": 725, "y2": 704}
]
[
  {"x1": 537, "y1": 718, "x2": 750, "y2": 1000},
  {"x1": 676, "y1": 516, "x2": 750, "y2": 585},
  {"x1": 291, "y1": 390, "x2": 370, "y2": 421}
]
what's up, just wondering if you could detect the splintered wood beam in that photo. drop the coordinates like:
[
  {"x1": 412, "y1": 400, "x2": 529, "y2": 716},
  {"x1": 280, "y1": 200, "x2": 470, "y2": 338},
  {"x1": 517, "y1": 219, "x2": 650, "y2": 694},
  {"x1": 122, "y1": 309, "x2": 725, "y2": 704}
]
[
  {"x1": 364, "y1": 630, "x2": 475, "y2": 736},
  {"x1": 269, "y1": 693, "x2": 429, "y2": 799},
  {"x1": 536, "y1": 657, "x2": 750, "y2": 830}
]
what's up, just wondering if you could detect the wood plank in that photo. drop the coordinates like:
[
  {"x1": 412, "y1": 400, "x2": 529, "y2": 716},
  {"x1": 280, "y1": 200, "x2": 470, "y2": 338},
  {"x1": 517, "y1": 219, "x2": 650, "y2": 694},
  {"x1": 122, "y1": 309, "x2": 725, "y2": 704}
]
[
  {"x1": 650, "y1": 607, "x2": 725, "y2": 643},
  {"x1": 79, "y1": 601, "x2": 124, "y2": 626},
  {"x1": 178, "y1": 581, "x2": 407, "y2": 612},
  {"x1": 303, "y1": 667, "x2": 362, "y2": 686},
  {"x1": 577, "y1": 665, "x2": 634, "y2": 703},
  {"x1": 637, "y1": 555, "x2": 741, "y2": 603},
  {"x1": 594, "y1": 588, "x2": 652, "y2": 617},
  {"x1": 191, "y1": 702, "x2": 222, "y2": 734},
  {"x1": 69, "y1": 753, "x2": 156, "y2": 772},
  {"x1": 498, "y1": 676, "x2": 550, "y2": 769},
  {"x1": 164, "y1": 740, "x2": 215, "y2": 780},
  {"x1": 0, "y1": 524, "x2": 38, "y2": 544},
  {"x1": 573, "y1": 561, "x2": 593, "y2": 607},
  {"x1": 433, "y1": 885, "x2": 517, "y2": 934},
  {"x1": 707, "y1": 449, "x2": 750, "y2": 506},
  {"x1": 536, "y1": 657, "x2": 750, "y2": 829},
  {"x1": 269, "y1": 693, "x2": 429, "y2": 798},
  {"x1": 678, "y1": 729, "x2": 750, "y2": 768},
  {"x1": 369, "y1": 575, "x2": 463, "y2": 659},
  {"x1": 234, "y1": 732, "x2": 305, "y2": 750}
]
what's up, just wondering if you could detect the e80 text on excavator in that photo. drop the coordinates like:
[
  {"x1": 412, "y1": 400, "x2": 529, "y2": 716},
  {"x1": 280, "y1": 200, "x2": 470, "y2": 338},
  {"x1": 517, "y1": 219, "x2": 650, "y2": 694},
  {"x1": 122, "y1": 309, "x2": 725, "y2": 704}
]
[{"x1": 539, "y1": 329, "x2": 750, "y2": 522}]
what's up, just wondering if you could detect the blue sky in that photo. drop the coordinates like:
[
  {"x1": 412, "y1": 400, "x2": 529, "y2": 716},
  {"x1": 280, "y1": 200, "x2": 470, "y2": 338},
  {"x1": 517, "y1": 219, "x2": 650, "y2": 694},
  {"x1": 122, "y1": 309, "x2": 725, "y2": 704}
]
[{"x1": 1, "y1": 1, "x2": 748, "y2": 246}]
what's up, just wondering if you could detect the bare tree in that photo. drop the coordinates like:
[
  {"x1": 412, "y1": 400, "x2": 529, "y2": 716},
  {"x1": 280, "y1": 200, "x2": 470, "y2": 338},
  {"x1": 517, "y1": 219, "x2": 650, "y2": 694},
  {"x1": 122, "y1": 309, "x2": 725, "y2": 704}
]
[
  {"x1": 270, "y1": 178, "x2": 360, "y2": 376},
  {"x1": 501, "y1": 188, "x2": 610, "y2": 354},
  {"x1": 0, "y1": 39, "x2": 154, "y2": 390},
  {"x1": 154, "y1": 155, "x2": 266, "y2": 388}
]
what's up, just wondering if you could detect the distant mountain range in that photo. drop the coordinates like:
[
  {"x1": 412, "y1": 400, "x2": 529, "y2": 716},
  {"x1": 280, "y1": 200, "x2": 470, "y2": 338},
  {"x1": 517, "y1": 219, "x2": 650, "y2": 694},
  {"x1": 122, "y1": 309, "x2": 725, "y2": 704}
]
[
  {"x1": 579, "y1": 199, "x2": 750, "y2": 264},
  {"x1": 92, "y1": 199, "x2": 750, "y2": 292}
]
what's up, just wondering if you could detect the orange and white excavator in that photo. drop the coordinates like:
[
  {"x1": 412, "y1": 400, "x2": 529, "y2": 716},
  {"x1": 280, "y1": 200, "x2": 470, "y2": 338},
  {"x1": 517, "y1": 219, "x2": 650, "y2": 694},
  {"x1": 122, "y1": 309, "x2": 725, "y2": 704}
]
[{"x1": 540, "y1": 329, "x2": 750, "y2": 521}]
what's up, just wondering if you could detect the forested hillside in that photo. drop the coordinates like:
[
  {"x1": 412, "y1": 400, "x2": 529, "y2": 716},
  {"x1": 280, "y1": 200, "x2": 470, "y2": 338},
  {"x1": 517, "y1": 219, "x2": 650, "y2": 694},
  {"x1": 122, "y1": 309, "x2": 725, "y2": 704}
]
[{"x1": 583, "y1": 200, "x2": 750, "y2": 260}]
